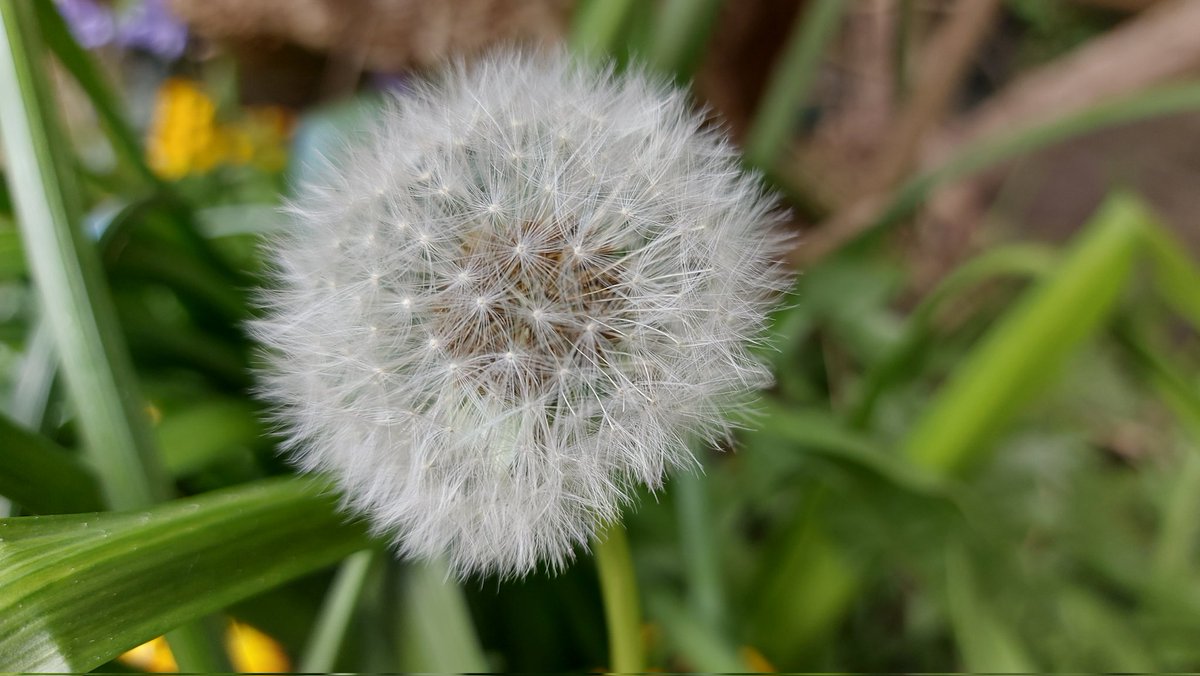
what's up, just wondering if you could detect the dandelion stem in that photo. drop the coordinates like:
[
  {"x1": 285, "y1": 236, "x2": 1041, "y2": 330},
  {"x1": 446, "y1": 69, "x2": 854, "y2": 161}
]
[{"x1": 593, "y1": 522, "x2": 645, "y2": 674}]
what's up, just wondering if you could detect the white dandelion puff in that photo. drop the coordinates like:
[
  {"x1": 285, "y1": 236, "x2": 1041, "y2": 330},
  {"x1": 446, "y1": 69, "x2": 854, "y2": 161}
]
[{"x1": 252, "y1": 50, "x2": 792, "y2": 578}]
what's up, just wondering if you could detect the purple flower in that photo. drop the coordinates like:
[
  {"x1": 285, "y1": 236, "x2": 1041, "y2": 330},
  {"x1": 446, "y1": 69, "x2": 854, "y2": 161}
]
[
  {"x1": 117, "y1": 0, "x2": 187, "y2": 61},
  {"x1": 53, "y1": 0, "x2": 116, "y2": 49}
]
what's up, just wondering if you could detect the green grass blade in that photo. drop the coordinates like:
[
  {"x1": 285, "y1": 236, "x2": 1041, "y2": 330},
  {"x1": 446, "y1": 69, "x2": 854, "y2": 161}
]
[
  {"x1": 850, "y1": 243, "x2": 1058, "y2": 428},
  {"x1": 32, "y1": 0, "x2": 158, "y2": 188},
  {"x1": 300, "y1": 549, "x2": 377, "y2": 673},
  {"x1": 0, "y1": 411, "x2": 103, "y2": 514},
  {"x1": 745, "y1": 401, "x2": 949, "y2": 497},
  {"x1": 1140, "y1": 222, "x2": 1200, "y2": 332},
  {"x1": 647, "y1": 593, "x2": 749, "y2": 673},
  {"x1": 0, "y1": 0, "x2": 169, "y2": 508},
  {"x1": 902, "y1": 195, "x2": 1146, "y2": 475},
  {"x1": 863, "y1": 81, "x2": 1200, "y2": 245},
  {"x1": 674, "y1": 470, "x2": 726, "y2": 633},
  {"x1": 645, "y1": 0, "x2": 725, "y2": 81},
  {"x1": 744, "y1": 0, "x2": 846, "y2": 170},
  {"x1": 397, "y1": 559, "x2": 490, "y2": 673},
  {"x1": 0, "y1": 477, "x2": 368, "y2": 673},
  {"x1": 570, "y1": 0, "x2": 638, "y2": 58},
  {"x1": 944, "y1": 545, "x2": 1036, "y2": 672}
]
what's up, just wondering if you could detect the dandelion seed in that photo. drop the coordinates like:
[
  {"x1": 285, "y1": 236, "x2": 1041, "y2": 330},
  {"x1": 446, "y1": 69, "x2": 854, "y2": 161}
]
[{"x1": 252, "y1": 50, "x2": 791, "y2": 578}]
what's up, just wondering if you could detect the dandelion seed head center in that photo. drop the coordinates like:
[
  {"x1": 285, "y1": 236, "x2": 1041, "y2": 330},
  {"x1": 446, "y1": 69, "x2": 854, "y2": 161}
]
[{"x1": 429, "y1": 220, "x2": 623, "y2": 383}]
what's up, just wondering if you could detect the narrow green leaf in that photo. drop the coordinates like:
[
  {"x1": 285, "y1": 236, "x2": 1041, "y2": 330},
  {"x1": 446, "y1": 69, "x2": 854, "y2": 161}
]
[
  {"x1": 396, "y1": 558, "x2": 489, "y2": 674},
  {"x1": 0, "y1": 224, "x2": 24, "y2": 279},
  {"x1": 0, "y1": 411, "x2": 103, "y2": 514},
  {"x1": 570, "y1": 0, "x2": 638, "y2": 58},
  {"x1": 300, "y1": 549, "x2": 377, "y2": 673},
  {"x1": 645, "y1": 0, "x2": 725, "y2": 81},
  {"x1": 744, "y1": 401, "x2": 949, "y2": 498},
  {"x1": 863, "y1": 81, "x2": 1200, "y2": 245},
  {"x1": 0, "y1": 477, "x2": 369, "y2": 673},
  {"x1": 32, "y1": 0, "x2": 158, "y2": 188},
  {"x1": 0, "y1": 0, "x2": 169, "y2": 508},
  {"x1": 903, "y1": 195, "x2": 1145, "y2": 475},
  {"x1": 850, "y1": 243, "x2": 1057, "y2": 428},
  {"x1": 744, "y1": 0, "x2": 846, "y2": 170},
  {"x1": 647, "y1": 593, "x2": 749, "y2": 673},
  {"x1": 944, "y1": 545, "x2": 1037, "y2": 673},
  {"x1": 1141, "y1": 222, "x2": 1200, "y2": 332},
  {"x1": 674, "y1": 470, "x2": 726, "y2": 633}
]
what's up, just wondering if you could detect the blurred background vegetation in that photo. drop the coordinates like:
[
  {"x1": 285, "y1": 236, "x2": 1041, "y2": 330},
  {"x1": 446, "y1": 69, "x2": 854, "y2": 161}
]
[{"x1": 1, "y1": 0, "x2": 1200, "y2": 672}]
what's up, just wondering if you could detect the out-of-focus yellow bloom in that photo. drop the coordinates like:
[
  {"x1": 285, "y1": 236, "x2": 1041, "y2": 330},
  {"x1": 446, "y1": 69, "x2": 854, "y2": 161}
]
[
  {"x1": 146, "y1": 78, "x2": 293, "y2": 180},
  {"x1": 739, "y1": 645, "x2": 777, "y2": 673},
  {"x1": 226, "y1": 619, "x2": 291, "y2": 672},
  {"x1": 118, "y1": 619, "x2": 291, "y2": 673},
  {"x1": 118, "y1": 635, "x2": 177, "y2": 672}
]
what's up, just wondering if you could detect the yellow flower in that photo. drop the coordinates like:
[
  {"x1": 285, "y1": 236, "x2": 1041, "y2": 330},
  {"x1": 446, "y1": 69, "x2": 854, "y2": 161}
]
[{"x1": 146, "y1": 78, "x2": 293, "y2": 180}]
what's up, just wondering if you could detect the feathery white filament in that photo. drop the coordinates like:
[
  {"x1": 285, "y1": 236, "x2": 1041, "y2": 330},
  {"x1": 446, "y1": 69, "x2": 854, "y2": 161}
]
[{"x1": 253, "y1": 50, "x2": 790, "y2": 578}]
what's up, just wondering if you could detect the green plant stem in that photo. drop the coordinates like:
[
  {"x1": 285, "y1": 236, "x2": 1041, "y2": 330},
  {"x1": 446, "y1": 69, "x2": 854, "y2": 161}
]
[
  {"x1": 300, "y1": 549, "x2": 377, "y2": 673},
  {"x1": 744, "y1": 0, "x2": 846, "y2": 170},
  {"x1": 571, "y1": 0, "x2": 638, "y2": 58},
  {"x1": 646, "y1": 0, "x2": 725, "y2": 81},
  {"x1": 593, "y1": 522, "x2": 645, "y2": 674}
]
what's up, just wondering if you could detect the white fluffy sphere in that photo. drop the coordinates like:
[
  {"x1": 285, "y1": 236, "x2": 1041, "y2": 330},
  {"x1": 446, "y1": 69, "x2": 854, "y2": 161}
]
[{"x1": 253, "y1": 50, "x2": 789, "y2": 578}]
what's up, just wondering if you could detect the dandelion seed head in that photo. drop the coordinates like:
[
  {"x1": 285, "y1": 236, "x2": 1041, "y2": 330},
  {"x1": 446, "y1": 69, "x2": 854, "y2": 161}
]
[{"x1": 253, "y1": 50, "x2": 791, "y2": 578}]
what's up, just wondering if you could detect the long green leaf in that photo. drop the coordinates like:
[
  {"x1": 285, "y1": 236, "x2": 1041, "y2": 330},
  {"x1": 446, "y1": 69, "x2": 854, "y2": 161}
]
[
  {"x1": 0, "y1": 477, "x2": 368, "y2": 673},
  {"x1": 903, "y1": 195, "x2": 1146, "y2": 474},
  {"x1": 744, "y1": 0, "x2": 846, "y2": 170},
  {"x1": 944, "y1": 545, "x2": 1036, "y2": 672},
  {"x1": 0, "y1": 411, "x2": 103, "y2": 514},
  {"x1": 32, "y1": 0, "x2": 158, "y2": 188},
  {"x1": 850, "y1": 243, "x2": 1058, "y2": 428},
  {"x1": 0, "y1": 0, "x2": 169, "y2": 508},
  {"x1": 645, "y1": 0, "x2": 725, "y2": 81},
  {"x1": 860, "y1": 82, "x2": 1200, "y2": 246},
  {"x1": 1141, "y1": 223, "x2": 1200, "y2": 332}
]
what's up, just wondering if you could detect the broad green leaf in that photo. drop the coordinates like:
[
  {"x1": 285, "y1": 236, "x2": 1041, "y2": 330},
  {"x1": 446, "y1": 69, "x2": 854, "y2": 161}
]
[
  {"x1": 0, "y1": 411, "x2": 102, "y2": 514},
  {"x1": 156, "y1": 398, "x2": 266, "y2": 477},
  {"x1": 903, "y1": 195, "x2": 1146, "y2": 474},
  {"x1": 0, "y1": 477, "x2": 369, "y2": 673}
]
